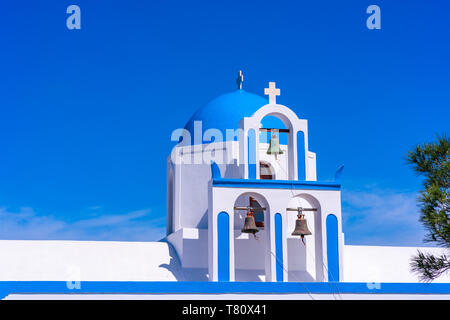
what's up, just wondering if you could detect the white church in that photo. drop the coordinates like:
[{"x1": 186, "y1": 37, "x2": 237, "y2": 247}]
[{"x1": 0, "y1": 72, "x2": 449, "y2": 299}]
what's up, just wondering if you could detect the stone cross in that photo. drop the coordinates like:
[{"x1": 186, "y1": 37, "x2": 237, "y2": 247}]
[{"x1": 264, "y1": 82, "x2": 280, "y2": 104}]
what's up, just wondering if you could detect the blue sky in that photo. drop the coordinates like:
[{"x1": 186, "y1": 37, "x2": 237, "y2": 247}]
[{"x1": 0, "y1": 1, "x2": 448, "y2": 246}]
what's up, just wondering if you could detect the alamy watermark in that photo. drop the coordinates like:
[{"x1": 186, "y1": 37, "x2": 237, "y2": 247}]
[
  {"x1": 366, "y1": 5, "x2": 381, "y2": 30},
  {"x1": 66, "y1": 5, "x2": 81, "y2": 30},
  {"x1": 66, "y1": 264, "x2": 81, "y2": 290},
  {"x1": 170, "y1": 121, "x2": 278, "y2": 166}
]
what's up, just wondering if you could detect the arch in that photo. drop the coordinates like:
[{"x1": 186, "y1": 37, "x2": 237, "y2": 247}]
[
  {"x1": 259, "y1": 161, "x2": 275, "y2": 180},
  {"x1": 217, "y1": 211, "x2": 230, "y2": 281},
  {"x1": 233, "y1": 192, "x2": 271, "y2": 282},
  {"x1": 233, "y1": 192, "x2": 270, "y2": 230},
  {"x1": 260, "y1": 115, "x2": 288, "y2": 145},
  {"x1": 258, "y1": 114, "x2": 288, "y2": 180},
  {"x1": 251, "y1": 104, "x2": 300, "y2": 132},
  {"x1": 286, "y1": 193, "x2": 323, "y2": 281},
  {"x1": 252, "y1": 105, "x2": 301, "y2": 181},
  {"x1": 274, "y1": 213, "x2": 283, "y2": 282},
  {"x1": 326, "y1": 214, "x2": 340, "y2": 282}
]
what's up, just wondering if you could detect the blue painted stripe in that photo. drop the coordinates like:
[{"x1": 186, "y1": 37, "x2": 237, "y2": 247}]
[
  {"x1": 213, "y1": 178, "x2": 340, "y2": 190},
  {"x1": 248, "y1": 129, "x2": 256, "y2": 179},
  {"x1": 297, "y1": 131, "x2": 305, "y2": 180},
  {"x1": 210, "y1": 161, "x2": 222, "y2": 179},
  {"x1": 326, "y1": 214, "x2": 340, "y2": 282},
  {"x1": 217, "y1": 212, "x2": 230, "y2": 282},
  {"x1": 275, "y1": 213, "x2": 283, "y2": 282},
  {"x1": 1, "y1": 282, "x2": 450, "y2": 298}
]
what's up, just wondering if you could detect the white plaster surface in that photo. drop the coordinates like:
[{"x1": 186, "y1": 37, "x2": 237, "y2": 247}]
[
  {"x1": 343, "y1": 245, "x2": 450, "y2": 283},
  {"x1": 1, "y1": 240, "x2": 448, "y2": 283},
  {"x1": 0, "y1": 240, "x2": 182, "y2": 281}
]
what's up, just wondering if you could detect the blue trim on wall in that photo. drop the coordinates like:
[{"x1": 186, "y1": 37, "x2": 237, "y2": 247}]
[
  {"x1": 210, "y1": 161, "x2": 222, "y2": 179},
  {"x1": 1, "y1": 282, "x2": 450, "y2": 299},
  {"x1": 326, "y1": 214, "x2": 340, "y2": 282},
  {"x1": 248, "y1": 129, "x2": 256, "y2": 179},
  {"x1": 213, "y1": 178, "x2": 340, "y2": 190},
  {"x1": 297, "y1": 131, "x2": 305, "y2": 180},
  {"x1": 275, "y1": 213, "x2": 284, "y2": 282},
  {"x1": 217, "y1": 212, "x2": 230, "y2": 282}
]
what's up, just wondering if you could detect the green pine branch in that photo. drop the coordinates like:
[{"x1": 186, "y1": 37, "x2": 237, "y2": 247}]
[
  {"x1": 410, "y1": 250, "x2": 450, "y2": 282},
  {"x1": 407, "y1": 134, "x2": 450, "y2": 281}
]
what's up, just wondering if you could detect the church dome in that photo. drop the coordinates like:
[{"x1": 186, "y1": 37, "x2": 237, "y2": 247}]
[{"x1": 184, "y1": 89, "x2": 268, "y2": 142}]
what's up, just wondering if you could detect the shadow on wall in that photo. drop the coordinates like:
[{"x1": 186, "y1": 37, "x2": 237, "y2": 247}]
[
  {"x1": 158, "y1": 240, "x2": 185, "y2": 281},
  {"x1": 197, "y1": 209, "x2": 208, "y2": 228},
  {"x1": 158, "y1": 240, "x2": 209, "y2": 281}
]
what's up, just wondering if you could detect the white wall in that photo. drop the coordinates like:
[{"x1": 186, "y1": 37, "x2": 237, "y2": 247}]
[
  {"x1": 344, "y1": 245, "x2": 450, "y2": 283},
  {"x1": 1, "y1": 240, "x2": 448, "y2": 284},
  {"x1": 0, "y1": 240, "x2": 182, "y2": 281},
  {"x1": 171, "y1": 141, "x2": 241, "y2": 230},
  {"x1": 166, "y1": 228, "x2": 208, "y2": 269}
]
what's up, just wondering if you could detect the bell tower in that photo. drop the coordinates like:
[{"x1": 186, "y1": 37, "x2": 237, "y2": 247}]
[
  {"x1": 167, "y1": 75, "x2": 343, "y2": 284},
  {"x1": 238, "y1": 81, "x2": 316, "y2": 181}
]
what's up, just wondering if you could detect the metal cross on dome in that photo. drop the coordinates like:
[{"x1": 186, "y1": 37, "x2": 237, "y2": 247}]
[
  {"x1": 264, "y1": 82, "x2": 280, "y2": 105},
  {"x1": 236, "y1": 70, "x2": 244, "y2": 90}
]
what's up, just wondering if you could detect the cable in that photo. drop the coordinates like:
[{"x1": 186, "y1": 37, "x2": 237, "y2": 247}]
[
  {"x1": 303, "y1": 241, "x2": 343, "y2": 300},
  {"x1": 255, "y1": 237, "x2": 317, "y2": 301},
  {"x1": 273, "y1": 156, "x2": 344, "y2": 299}
]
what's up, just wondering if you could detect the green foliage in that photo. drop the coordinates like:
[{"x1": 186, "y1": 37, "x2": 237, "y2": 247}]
[
  {"x1": 411, "y1": 251, "x2": 449, "y2": 282},
  {"x1": 407, "y1": 134, "x2": 449, "y2": 281}
]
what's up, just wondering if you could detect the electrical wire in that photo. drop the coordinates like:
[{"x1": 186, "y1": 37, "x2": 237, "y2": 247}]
[
  {"x1": 254, "y1": 236, "x2": 317, "y2": 300},
  {"x1": 303, "y1": 241, "x2": 343, "y2": 300},
  {"x1": 273, "y1": 155, "x2": 344, "y2": 299}
]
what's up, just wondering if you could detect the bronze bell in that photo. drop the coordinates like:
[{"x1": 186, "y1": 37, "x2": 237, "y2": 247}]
[
  {"x1": 266, "y1": 135, "x2": 284, "y2": 159},
  {"x1": 241, "y1": 213, "x2": 259, "y2": 235},
  {"x1": 292, "y1": 214, "x2": 312, "y2": 237}
]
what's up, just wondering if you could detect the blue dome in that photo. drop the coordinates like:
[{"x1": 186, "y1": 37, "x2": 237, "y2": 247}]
[{"x1": 184, "y1": 90, "x2": 268, "y2": 142}]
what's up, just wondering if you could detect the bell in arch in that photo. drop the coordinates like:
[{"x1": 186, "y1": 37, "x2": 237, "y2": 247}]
[
  {"x1": 292, "y1": 214, "x2": 312, "y2": 244},
  {"x1": 288, "y1": 206, "x2": 316, "y2": 244},
  {"x1": 241, "y1": 213, "x2": 259, "y2": 235},
  {"x1": 266, "y1": 134, "x2": 284, "y2": 159},
  {"x1": 292, "y1": 214, "x2": 312, "y2": 237},
  {"x1": 235, "y1": 197, "x2": 266, "y2": 238}
]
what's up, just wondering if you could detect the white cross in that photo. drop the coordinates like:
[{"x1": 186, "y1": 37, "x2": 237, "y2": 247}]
[{"x1": 264, "y1": 82, "x2": 280, "y2": 105}]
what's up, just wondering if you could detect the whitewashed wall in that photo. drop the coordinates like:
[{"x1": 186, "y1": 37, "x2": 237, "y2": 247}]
[
  {"x1": 0, "y1": 240, "x2": 448, "y2": 283},
  {"x1": 0, "y1": 240, "x2": 181, "y2": 281},
  {"x1": 343, "y1": 245, "x2": 450, "y2": 283}
]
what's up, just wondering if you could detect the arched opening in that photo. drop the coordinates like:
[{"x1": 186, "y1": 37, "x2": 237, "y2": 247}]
[
  {"x1": 258, "y1": 115, "x2": 290, "y2": 180},
  {"x1": 233, "y1": 193, "x2": 270, "y2": 282},
  {"x1": 259, "y1": 161, "x2": 275, "y2": 180},
  {"x1": 286, "y1": 194, "x2": 324, "y2": 282}
]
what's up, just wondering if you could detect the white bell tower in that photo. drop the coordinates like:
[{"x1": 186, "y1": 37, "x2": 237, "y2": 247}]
[{"x1": 166, "y1": 75, "x2": 344, "y2": 283}]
